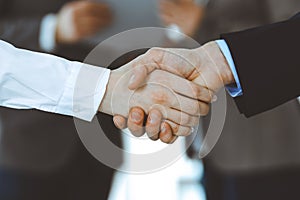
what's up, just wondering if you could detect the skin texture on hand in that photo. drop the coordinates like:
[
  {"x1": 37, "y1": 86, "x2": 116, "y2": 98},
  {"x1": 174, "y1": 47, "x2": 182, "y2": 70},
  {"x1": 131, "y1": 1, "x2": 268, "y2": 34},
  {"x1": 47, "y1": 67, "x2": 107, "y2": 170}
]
[
  {"x1": 159, "y1": 0, "x2": 205, "y2": 37},
  {"x1": 99, "y1": 63, "x2": 212, "y2": 142},
  {"x1": 113, "y1": 41, "x2": 234, "y2": 143},
  {"x1": 56, "y1": 1, "x2": 112, "y2": 44},
  {"x1": 128, "y1": 41, "x2": 234, "y2": 91}
]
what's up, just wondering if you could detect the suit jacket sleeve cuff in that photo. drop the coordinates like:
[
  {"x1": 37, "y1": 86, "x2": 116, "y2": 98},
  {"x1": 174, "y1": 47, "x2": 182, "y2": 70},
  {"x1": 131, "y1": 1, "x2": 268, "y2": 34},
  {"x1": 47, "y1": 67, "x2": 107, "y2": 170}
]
[{"x1": 215, "y1": 39, "x2": 243, "y2": 97}]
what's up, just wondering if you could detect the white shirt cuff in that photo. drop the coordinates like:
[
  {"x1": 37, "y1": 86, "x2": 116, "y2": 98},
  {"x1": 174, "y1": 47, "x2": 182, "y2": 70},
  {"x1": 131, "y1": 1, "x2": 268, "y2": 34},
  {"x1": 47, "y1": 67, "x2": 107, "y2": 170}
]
[
  {"x1": 39, "y1": 14, "x2": 57, "y2": 52},
  {"x1": 56, "y1": 62, "x2": 111, "y2": 122}
]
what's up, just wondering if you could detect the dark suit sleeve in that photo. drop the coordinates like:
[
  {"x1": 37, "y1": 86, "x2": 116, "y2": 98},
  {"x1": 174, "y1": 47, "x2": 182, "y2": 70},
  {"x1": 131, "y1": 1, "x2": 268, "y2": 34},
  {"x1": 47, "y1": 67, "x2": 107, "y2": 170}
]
[{"x1": 220, "y1": 12, "x2": 300, "y2": 117}]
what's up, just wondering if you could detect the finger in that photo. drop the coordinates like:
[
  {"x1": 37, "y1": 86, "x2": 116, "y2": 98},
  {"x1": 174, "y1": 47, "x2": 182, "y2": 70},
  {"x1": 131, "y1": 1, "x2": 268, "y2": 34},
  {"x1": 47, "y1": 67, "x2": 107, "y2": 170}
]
[
  {"x1": 169, "y1": 135, "x2": 178, "y2": 144},
  {"x1": 146, "y1": 109, "x2": 162, "y2": 141},
  {"x1": 113, "y1": 115, "x2": 127, "y2": 129},
  {"x1": 128, "y1": 64, "x2": 147, "y2": 89},
  {"x1": 165, "y1": 120, "x2": 192, "y2": 136},
  {"x1": 192, "y1": 66, "x2": 225, "y2": 92},
  {"x1": 148, "y1": 70, "x2": 214, "y2": 103},
  {"x1": 198, "y1": 101, "x2": 210, "y2": 116},
  {"x1": 127, "y1": 48, "x2": 197, "y2": 90},
  {"x1": 171, "y1": 92, "x2": 211, "y2": 116},
  {"x1": 127, "y1": 107, "x2": 146, "y2": 137},
  {"x1": 135, "y1": 82, "x2": 208, "y2": 117},
  {"x1": 171, "y1": 93, "x2": 201, "y2": 116},
  {"x1": 149, "y1": 105, "x2": 199, "y2": 127},
  {"x1": 159, "y1": 122, "x2": 177, "y2": 144}
]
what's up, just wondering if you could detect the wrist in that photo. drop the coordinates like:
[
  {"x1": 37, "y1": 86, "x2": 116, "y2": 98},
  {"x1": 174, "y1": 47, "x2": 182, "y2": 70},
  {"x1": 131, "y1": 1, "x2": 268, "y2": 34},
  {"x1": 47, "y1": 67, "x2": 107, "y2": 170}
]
[
  {"x1": 201, "y1": 41, "x2": 234, "y2": 85},
  {"x1": 98, "y1": 71, "x2": 115, "y2": 115}
]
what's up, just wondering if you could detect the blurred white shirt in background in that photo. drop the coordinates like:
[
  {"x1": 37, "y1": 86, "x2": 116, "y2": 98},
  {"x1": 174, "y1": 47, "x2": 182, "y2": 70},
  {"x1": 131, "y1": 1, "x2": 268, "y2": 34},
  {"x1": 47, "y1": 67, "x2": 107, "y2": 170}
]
[{"x1": 108, "y1": 129, "x2": 206, "y2": 200}]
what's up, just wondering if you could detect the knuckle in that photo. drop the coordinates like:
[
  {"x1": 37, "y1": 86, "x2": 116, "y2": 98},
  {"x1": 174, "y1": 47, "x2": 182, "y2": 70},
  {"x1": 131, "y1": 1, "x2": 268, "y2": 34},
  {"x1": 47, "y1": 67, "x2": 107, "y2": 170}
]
[
  {"x1": 190, "y1": 102, "x2": 200, "y2": 115},
  {"x1": 192, "y1": 84, "x2": 201, "y2": 98},
  {"x1": 147, "y1": 48, "x2": 164, "y2": 63},
  {"x1": 190, "y1": 116, "x2": 199, "y2": 126}
]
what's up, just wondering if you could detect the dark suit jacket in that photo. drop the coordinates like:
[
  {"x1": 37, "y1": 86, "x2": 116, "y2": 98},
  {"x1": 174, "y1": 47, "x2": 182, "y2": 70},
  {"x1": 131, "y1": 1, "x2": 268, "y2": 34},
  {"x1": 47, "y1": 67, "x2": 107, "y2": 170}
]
[
  {"x1": 189, "y1": 0, "x2": 300, "y2": 171},
  {"x1": 196, "y1": 3, "x2": 300, "y2": 199},
  {"x1": 221, "y1": 12, "x2": 300, "y2": 117}
]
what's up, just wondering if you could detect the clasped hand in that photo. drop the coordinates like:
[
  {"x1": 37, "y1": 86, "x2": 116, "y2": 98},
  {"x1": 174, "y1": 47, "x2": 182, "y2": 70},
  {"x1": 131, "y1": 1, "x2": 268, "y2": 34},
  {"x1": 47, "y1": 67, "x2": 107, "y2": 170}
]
[{"x1": 99, "y1": 41, "x2": 234, "y2": 143}]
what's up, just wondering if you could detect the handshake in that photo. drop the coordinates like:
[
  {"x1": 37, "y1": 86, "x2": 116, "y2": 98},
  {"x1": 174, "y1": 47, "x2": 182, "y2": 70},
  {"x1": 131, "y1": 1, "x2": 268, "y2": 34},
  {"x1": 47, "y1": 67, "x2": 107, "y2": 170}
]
[{"x1": 98, "y1": 41, "x2": 235, "y2": 144}]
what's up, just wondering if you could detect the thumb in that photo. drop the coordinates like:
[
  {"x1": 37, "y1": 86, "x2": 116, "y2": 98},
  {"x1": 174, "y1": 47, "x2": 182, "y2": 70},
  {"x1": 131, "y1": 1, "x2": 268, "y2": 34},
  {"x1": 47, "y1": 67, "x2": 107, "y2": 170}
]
[
  {"x1": 128, "y1": 62, "x2": 160, "y2": 90},
  {"x1": 128, "y1": 65, "x2": 148, "y2": 90}
]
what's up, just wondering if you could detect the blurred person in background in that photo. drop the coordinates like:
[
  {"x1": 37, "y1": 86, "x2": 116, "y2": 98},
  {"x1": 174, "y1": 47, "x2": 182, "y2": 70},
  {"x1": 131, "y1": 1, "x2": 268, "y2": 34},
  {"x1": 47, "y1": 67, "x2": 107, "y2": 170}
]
[
  {"x1": 166, "y1": 0, "x2": 300, "y2": 200},
  {"x1": 159, "y1": 0, "x2": 206, "y2": 38},
  {"x1": 0, "y1": 1, "x2": 122, "y2": 200}
]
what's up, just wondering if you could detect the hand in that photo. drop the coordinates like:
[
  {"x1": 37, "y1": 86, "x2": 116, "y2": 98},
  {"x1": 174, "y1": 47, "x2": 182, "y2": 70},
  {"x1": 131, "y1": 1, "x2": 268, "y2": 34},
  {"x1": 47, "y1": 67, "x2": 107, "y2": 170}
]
[
  {"x1": 56, "y1": 1, "x2": 112, "y2": 44},
  {"x1": 127, "y1": 41, "x2": 234, "y2": 98},
  {"x1": 99, "y1": 63, "x2": 212, "y2": 143},
  {"x1": 113, "y1": 41, "x2": 234, "y2": 142},
  {"x1": 159, "y1": 0, "x2": 205, "y2": 37}
]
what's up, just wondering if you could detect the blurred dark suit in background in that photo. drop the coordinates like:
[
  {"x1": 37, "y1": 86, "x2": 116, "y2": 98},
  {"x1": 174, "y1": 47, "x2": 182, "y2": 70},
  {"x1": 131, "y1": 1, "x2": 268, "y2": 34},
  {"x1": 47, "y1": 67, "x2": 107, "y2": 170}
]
[
  {"x1": 191, "y1": 0, "x2": 300, "y2": 199},
  {"x1": 0, "y1": 0, "x2": 122, "y2": 199}
]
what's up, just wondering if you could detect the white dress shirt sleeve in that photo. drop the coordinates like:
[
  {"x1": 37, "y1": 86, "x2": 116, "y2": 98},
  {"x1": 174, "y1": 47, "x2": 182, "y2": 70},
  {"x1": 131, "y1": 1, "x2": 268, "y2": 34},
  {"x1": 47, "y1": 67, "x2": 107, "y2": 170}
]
[{"x1": 0, "y1": 40, "x2": 110, "y2": 121}]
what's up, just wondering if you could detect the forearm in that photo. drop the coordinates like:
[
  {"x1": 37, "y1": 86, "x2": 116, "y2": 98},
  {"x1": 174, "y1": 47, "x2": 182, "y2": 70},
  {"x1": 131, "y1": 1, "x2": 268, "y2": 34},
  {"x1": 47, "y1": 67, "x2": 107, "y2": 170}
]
[
  {"x1": 0, "y1": 40, "x2": 110, "y2": 121},
  {"x1": 221, "y1": 15, "x2": 300, "y2": 116}
]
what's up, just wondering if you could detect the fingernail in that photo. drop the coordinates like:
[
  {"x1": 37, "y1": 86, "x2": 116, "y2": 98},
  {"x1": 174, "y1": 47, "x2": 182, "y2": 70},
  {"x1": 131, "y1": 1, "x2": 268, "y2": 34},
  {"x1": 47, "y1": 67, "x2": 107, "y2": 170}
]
[
  {"x1": 149, "y1": 112, "x2": 159, "y2": 124},
  {"x1": 211, "y1": 95, "x2": 218, "y2": 102},
  {"x1": 161, "y1": 123, "x2": 166, "y2": 133},
  {"x1": 129, "y1": 74, "x2": 136, "y2": 87},
  {"x1": 113, "y1": 117, "x2": 122, "y2": 129},
  {"x1": 131, "y1": 110, "x2": 142, "y2": 123}
]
